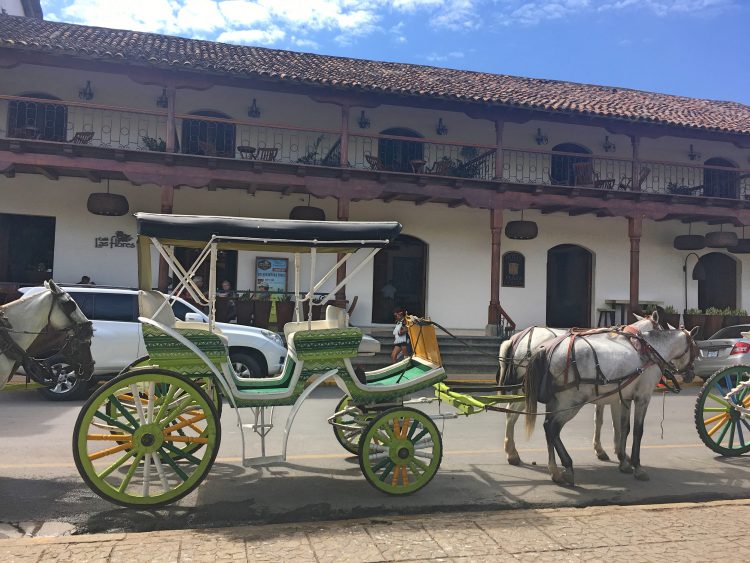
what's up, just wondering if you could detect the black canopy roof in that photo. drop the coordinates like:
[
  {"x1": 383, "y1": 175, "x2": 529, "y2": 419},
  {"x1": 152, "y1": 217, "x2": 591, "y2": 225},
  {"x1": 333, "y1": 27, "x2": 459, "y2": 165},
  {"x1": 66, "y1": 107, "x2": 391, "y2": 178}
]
[{"x1": 135, "y1": 213, "x2": 402, "y2": 251}]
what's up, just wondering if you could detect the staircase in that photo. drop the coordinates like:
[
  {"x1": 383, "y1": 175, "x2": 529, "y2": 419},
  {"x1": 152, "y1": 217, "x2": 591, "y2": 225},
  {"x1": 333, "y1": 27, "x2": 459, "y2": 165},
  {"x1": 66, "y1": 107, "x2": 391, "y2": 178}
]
[{"x1": 356, "y1": 332, "x2": 503, "y2": 379}]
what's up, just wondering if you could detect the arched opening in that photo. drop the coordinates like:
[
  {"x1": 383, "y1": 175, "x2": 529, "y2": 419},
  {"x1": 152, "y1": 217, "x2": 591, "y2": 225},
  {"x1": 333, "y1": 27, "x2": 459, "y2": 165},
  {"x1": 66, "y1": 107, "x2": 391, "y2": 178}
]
[
  {"x1": 181, "y1": 110, "x2": 236, "y2": 157},
  {"x1": 703, "y1": 157, "x2": 738, "y2": 199},
  {"x1": 7, "y1": 92, "x2": 67, "y2": 142},
  {"x1": 372, "y1": 234, "x2": 427, "y2": 323},
  {"x1": 546, "y1": 244, "x2": 593, "y2": 328},
  {"x1": 378, "y1": 127, "x2": 423, "y2": 173},
  {"x1": 550, "y1": 143, "x2": 591, "y2": 186},
  {"x1": 697, "y1": 252, "x2": 737, "y2": 310}
]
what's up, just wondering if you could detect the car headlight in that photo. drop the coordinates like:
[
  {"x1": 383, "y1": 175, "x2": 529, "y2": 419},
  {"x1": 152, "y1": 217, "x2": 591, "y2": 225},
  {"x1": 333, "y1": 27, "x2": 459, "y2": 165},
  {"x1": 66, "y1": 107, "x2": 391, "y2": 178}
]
[{"x1": 261, "y1": 329, "x2": 285, "y2": 348}]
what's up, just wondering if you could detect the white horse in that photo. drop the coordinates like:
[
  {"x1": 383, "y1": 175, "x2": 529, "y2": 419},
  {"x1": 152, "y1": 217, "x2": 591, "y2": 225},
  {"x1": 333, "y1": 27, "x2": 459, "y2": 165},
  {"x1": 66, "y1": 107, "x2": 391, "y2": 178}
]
[
  {"x1": 498, "y1": 312, "x2": 661, "y2": 465},
  {"x1": 524, "y1": 325, "x2": 698, "y2": 484},
  {"x1": 0, "y1": 280, "x2": 94, "y2": 391}
]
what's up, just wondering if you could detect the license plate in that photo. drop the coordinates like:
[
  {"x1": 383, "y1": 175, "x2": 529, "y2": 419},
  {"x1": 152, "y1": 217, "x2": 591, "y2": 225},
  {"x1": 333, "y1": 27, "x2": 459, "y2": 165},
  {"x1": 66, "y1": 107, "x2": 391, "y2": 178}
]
[{"x1": 706, "y1": 350, "x2": 719, "y2": 358}]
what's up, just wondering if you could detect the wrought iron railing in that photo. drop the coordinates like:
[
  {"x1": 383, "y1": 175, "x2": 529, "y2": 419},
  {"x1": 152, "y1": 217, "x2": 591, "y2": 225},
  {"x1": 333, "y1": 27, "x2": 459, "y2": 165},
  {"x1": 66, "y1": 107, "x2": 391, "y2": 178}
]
[{"x1": 2, "y1": 94, "x2": 749, "y2": 200}]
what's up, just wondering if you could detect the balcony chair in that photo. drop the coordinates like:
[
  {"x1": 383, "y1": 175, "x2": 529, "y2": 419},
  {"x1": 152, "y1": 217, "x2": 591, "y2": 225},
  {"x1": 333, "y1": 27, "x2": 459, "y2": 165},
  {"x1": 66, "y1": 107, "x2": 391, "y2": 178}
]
[
  {"x1": 618, "y1": 166, "x2": 651, "y2": 191},
  {"x1": 68, "y1": 131, "x2": 94, "y2": 145},
  {"x1": 427, "y1": 157, "x2": 455, "y2": 176},
  {"x1": 254, "y1": 147, "x2": 278, "y2": 162}
]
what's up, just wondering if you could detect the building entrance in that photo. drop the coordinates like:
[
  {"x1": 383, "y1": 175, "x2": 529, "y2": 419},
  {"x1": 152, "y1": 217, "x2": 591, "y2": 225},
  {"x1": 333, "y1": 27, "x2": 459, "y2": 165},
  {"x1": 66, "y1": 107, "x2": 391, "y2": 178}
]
[
  {"x1": 546, "y1": 244, "x2": 592, "y2": 328},
  {"x1": 0, "y1": 213, "x2": 56, "y2": 285},
  {"x1": 372, "y1": 235, "x2": 427, "y2": 323},
  {"x1": 697, "y1": 252, "x2": 737, "y2": 310}
]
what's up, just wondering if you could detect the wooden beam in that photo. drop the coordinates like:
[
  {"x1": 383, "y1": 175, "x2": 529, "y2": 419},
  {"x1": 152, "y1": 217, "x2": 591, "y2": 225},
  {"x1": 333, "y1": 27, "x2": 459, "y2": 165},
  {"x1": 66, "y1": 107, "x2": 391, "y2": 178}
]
[
  {"x1": 35, "y1": 166, "x2": 58, "y2": 180},
  {"x1": 448, "y1": 199, "x2": 466, "y2": 208},
  {"x1": 628, "y1": 215, "x2": 643, "y2": 322},
  {"x1": 84, "y1": 170, "x2": 101, "y2": 183},
  {"x1": 414, "y1": 196, "x2": 432, "y2": 206},
  {"x1": 382, "y1": 193, "x2": 400, "y2": 203},
  {"x1": 281, "y1": 185, "x2": 294, "y2": 196},
  {"x1": 488, "y1": 208, "x2": 503, "y2": 327}
]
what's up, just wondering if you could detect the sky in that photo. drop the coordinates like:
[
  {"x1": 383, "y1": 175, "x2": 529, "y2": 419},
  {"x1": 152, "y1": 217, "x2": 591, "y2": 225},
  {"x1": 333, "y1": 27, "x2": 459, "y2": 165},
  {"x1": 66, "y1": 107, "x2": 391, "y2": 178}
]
[{"x1": 40, "y1": 0, "x2": 750, "y2": 105}]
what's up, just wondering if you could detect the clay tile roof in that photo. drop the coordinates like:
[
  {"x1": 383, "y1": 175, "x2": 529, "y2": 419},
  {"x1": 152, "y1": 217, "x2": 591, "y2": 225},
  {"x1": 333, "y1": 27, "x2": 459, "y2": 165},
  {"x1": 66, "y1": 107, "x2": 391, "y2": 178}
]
[{"x1": 1, "y1": 15, "x2": 749, "y2": 136}]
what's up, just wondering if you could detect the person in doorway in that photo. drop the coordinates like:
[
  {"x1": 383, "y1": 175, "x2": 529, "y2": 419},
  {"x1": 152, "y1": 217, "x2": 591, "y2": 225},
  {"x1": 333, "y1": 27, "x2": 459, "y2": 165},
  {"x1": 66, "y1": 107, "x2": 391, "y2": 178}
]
[
  {"x1": 217, "y1": 279, "x2": 235, "y2": 297},
  {"x1": 77, "y1": 275, "x2": 94, "y2": 285},
  {"x1": 253, "y1": 282, "x2": 271, "y2": 300},
  {"x1": 218, "y1": 280, "x2": 237, "y2": 322},
  {"x1": 391, "y1": 308, "x2": 409, "y2": 363}
]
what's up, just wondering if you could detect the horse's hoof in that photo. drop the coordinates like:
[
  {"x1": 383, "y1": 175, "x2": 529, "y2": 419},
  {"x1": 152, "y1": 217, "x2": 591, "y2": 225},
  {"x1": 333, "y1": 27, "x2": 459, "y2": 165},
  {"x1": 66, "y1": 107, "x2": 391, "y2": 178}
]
[
  {"x1": 619, "y1": 461, "x2": 633, "y2": 474},
  {"x1": 634, "y1": 468, "x2": 650, "y2": 481},
  {"x1": 562, "y1": 468, "x2": 575, "y2": 485},
  {"x1": 596, "y1": 451, "x2": 610, "y2": 462},
  {"x1": 507, "y1": 454, "x2": 522, "y2": 466},
  {"x1": 551, "y1": 468, "x2": 566, "y2": 484}
]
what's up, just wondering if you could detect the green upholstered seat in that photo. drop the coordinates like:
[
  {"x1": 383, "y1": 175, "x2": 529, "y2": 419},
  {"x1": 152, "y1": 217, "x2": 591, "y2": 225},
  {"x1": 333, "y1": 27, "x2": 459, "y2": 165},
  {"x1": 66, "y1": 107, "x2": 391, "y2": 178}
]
[{"x1": 141, "y1": 323, "x2": 227, "y2": 377}]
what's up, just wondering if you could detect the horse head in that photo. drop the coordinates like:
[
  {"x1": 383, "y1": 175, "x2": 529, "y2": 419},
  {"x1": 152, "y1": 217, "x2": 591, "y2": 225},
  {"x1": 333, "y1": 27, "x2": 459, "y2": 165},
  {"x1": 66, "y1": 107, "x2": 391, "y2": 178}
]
[
  {"x1": 641, "y1": 325, "x2": 699, "y2": 374},
  {"x1": 43, "y1": 280, "x2": 95, "y2": 379}
]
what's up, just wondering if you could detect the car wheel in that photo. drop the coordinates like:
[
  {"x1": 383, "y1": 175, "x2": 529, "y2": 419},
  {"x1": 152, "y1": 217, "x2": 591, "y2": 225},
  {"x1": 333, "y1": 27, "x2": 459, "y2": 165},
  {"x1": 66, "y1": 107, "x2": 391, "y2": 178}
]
[
  {"x1": 36, "y1": 358, "x2": 90, "y2": 401},
  {"x1": 231, "y1": 352, "x2": 265, "y2": 379}
]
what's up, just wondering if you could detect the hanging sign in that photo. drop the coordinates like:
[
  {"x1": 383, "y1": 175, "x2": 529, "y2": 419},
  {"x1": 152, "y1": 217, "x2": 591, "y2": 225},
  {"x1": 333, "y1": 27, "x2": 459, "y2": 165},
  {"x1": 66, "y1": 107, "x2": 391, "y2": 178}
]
[{"x1": 255, "y1": 257, "x2": 288, "y2": 293}]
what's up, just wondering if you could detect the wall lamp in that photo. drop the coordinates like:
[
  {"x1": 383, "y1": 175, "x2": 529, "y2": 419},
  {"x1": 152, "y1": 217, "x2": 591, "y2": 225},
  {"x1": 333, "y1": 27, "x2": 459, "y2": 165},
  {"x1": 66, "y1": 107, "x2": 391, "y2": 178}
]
[
  {"x1": 357, "y1": 110, "x2": 371, "y2": 129},
  {"x1": 436, "y1": 117, "x2": 448, "y2": 136},
  {"x1": 683, "y1": 252, "x2": 706, "y2": 313},
  {"x1": 156, "y1": 88, "x2": 169, "y2": 108},
  {"x1": 247, "y1": 98, "x2": 261, "y2": 118},
  {"x1": 534, "y1": 127, "x2": 548, "y2": 145},
  {"x1": 602, "y1": 135, "x2": 616, "y2": 153},
  {"x1": 78, "y1": 80, "x2": 94, "y2": 101},
  {"x1": 688, "y1": 144, "x2": 702, "y2": 161}
]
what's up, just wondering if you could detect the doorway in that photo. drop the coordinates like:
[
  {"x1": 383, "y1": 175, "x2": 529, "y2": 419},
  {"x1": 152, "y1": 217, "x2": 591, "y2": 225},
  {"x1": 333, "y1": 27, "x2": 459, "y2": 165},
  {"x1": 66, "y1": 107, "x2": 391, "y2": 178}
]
[
  {"x1": 697, "y1": 252, "x2": 737, "y2": 310},
  {"x1": 378, "y1": 128, "x2": 423, "y2": 173},
  {"x1": 173, "y1": 247, "x2": 238, "y2": 293},
  {"x1": 372, "y1": 235, "x2": 427, "y2": 323},
  {"x1": 546, "y1": 244, "x2": 593, "y2": 328},
  {"x1": 0, "y1": 213, "x2": 56, "y2": 284}
]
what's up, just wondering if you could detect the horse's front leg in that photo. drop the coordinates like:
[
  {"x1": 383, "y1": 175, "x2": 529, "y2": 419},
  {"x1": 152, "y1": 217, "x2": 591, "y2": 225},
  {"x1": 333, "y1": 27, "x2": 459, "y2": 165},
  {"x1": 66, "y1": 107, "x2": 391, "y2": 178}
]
[
  {"x1": 593, "y1": 404, "x2": 609, "y2": 461},
  {"x1": 504, "y1": 410, "x2": 522, "y2": 465},
  {"x1": 631, "y1": 397, "x2": 652, "y2": 481},
  {"x1": 617, "y1": 399, "x2": 633, "y2": 473}
]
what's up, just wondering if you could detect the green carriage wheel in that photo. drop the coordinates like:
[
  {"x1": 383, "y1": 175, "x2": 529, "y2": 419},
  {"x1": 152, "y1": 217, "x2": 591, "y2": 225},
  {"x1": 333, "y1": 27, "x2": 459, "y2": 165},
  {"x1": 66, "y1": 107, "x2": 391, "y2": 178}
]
[
  {"x1": 73, "y1": 368, "x2": 221, "y2": 508},
  {"x1": 358, "y1": 406, "x2": 442, "y2": 495},
  {"x1": 332, "y1": 395, "x2": 374, "y2": 455},
  {"x1": 695, "y1": 366, "x2": 750, "y2": 457}
]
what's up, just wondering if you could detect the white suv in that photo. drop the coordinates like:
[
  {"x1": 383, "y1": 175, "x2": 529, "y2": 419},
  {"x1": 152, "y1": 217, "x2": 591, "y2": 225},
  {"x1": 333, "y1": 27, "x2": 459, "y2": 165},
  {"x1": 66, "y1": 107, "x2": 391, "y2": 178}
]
[{"x1": 21, "y1": 286, "x2": 287, "y2": 400}]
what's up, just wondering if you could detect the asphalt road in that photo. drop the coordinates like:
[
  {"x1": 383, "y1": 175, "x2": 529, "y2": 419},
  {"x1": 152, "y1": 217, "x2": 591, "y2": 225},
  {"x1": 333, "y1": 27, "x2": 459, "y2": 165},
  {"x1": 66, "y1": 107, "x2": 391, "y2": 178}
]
[{"x1": 1, "y1": 383, "x2": 748, "y2": 534}]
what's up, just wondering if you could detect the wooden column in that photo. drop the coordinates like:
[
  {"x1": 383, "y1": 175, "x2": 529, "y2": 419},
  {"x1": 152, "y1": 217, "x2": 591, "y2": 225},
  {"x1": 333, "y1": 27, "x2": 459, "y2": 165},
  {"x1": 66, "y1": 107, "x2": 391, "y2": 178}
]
[
  {"x1": 157, "y1": 184, "x2": 175, "y2": 291},
  {"x1": 494, "y1": 119, "x2": 504, "y2": 180},
  {"x1": 335, "y1": 197, "x2": 350, "y2": 300},
  {"x1": 488, "y1": 208, "x2": 503, "y2": 327},
  {"x1": 165, "y1": 86, "x2": 177, "y2": 153},
  {"x1": 628, "y1": 215, "x2": 642, "y2": 322},
  {"x1": 339, "y1": 104, "x2": 350, "y2": 168},
  {"x1": 630, "y1": 134, "x2": 640, "y2": 191}
]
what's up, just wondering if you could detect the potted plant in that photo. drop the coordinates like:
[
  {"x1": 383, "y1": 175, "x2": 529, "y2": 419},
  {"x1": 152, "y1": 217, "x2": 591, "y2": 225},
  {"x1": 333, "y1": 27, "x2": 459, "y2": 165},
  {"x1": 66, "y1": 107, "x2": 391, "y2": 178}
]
[
  {"x1": 703, "y1": 307, "x2": 724, "y2": 338},
  {"x1": 275, "y1": 293, "x2": 295, "y2": 329},
  {"x1": 236, "y1": 291, "x2": 255, "y2": 326},
  {"x1": 722, "y1": 307, "x2": 749, "y2": 328},
  {"x1": 737, "y1": 308, "x2": 750, "y2": 325},
  {"x1": 252, "y1": 292, "x2": 273, "y2": 329},
  {"x1": 141, "y1": 136, "x2": 167, "y2": 152},
  {"x1": 682, "y1": 308, "x2": 706, "y2": 338},
  {"x1": 659, "y1": 305, "x2": 681, "y2": 329}
]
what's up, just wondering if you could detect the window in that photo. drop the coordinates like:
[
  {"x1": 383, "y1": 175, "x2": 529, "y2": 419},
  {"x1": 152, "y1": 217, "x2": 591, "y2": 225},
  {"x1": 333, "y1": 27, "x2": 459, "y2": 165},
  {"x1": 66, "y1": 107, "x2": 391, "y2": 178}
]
[
  {"x1": 181, "y1": 110, "x2": 236, "y2": 157},
  {"x1": 549, "y1": 143, "x2": 591, "y2": 186},
  {"x1": 91, "y1": 294, "x2": 137, "y2": 322},
  {"x1": 69, "y1": 292, "x2": 94, "y2": 318},
  {"x1": 7, "y1": 93, "x2": 67, "y2": 142},
  {"x1": 710, "y1": 325, "x2": 750, "y2": 340},
  {"x1": 502, "y1": 252, "x2": 525, "y2": 287},
  {"x1": 170, "y1": 299, "x2": 197, "y2": 322},
  {"x1": 0, "y1": 213, "x2": 56, "y2": 284},
  {"x1": 703, "y1": 157, "x2": 738, "y2": 199}
]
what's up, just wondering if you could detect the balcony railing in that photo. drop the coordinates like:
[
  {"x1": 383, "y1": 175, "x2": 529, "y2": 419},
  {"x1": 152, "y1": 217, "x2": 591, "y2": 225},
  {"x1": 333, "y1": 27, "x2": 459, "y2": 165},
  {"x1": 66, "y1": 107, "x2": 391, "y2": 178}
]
[{"x1": 2, "y1": 94, "x2": 749, "y2": 201}]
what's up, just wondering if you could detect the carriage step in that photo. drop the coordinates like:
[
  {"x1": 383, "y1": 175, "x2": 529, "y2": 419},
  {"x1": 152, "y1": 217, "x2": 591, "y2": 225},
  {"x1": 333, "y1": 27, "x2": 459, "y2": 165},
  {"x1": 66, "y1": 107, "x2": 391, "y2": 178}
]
[{"x1": 242, "y1": 455, "x2": 285, "y2": 467}]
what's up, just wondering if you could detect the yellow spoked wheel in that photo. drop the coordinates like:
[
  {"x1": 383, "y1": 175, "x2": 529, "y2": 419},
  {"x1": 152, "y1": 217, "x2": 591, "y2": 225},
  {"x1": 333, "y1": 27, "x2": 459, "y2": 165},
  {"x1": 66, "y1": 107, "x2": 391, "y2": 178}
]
[{"x1": 73, "y1": 368, "x2": 221, "y2": 508}]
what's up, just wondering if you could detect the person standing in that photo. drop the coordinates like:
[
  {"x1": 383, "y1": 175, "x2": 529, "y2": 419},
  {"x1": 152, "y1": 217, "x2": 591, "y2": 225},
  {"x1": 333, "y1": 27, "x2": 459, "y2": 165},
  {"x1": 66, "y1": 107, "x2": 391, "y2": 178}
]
[{"x1": 391, "y1": 308, "x2": 409, "y2": 362}]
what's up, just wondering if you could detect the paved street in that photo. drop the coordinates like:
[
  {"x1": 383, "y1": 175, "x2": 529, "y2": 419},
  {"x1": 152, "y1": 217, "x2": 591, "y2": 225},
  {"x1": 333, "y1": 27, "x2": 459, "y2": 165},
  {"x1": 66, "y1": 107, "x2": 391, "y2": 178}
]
[{"x1": 1, "y1": 383, "x2": 748, "y2": 536}]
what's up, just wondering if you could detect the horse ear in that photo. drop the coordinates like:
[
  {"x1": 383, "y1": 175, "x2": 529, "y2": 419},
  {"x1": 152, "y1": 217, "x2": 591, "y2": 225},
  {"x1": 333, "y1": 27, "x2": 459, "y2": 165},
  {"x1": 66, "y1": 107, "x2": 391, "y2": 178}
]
[
  {"x1": 651, "y1": 311, "x2": 659, "y2": 323},
  {"x1": 633, "y1": 313, "x2": 643, "y2": 321},
  {"x1": 667, "y1": 323, "x2": 676, "y2": 330},
  {"x1": 689, "y1": 326, "x2": 700, "y2": 338},
  {"x1": 47, "y1": 279, "x2": 62, "y2": 294}
]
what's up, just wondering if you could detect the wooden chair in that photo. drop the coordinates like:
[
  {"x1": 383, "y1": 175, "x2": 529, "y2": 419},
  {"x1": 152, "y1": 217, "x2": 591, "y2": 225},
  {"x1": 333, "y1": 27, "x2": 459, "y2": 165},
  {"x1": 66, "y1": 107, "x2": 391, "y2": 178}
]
[
  {"x1": 428, "y1": 157, "x2": 455, "y2": 176},
  {"x1": 618, "y1": 166, "x2": 651, "y2": 191},
  {"x1": 365, "y1": 154, "x2": 386, "y2": 171},
  {"x1": 347, "y1": 295, "x2": 358, "y2": 316},
  {"x1": 69, "y1": 131, "x2": 94, "y2": 145},
  {"x1": 254, "y1": 147, "x2": 278, "y2": 161},
  {"x1": 197, "y1": 141, "x2": 217, "y2": 156},
  {"x1": 237, "y1": 146, "x2": 256, "y2": 159},
  {"x1": 573, "y1": 161, "x2": 595, "y2": 186}
]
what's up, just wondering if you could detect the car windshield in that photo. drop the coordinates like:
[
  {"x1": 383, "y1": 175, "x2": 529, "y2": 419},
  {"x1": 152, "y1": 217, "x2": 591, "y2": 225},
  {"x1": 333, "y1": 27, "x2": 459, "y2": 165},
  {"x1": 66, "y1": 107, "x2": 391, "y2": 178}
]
[{"x1": 709, "y1": 325, "x2": 750, "y2": 340}]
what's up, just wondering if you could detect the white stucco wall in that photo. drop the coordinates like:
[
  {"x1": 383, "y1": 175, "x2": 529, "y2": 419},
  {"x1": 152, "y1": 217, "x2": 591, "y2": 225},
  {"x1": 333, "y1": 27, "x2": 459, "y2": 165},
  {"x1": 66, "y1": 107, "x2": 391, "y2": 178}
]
[{"x1": 0, "y1": 0, "x2": 24, "y2": 16}]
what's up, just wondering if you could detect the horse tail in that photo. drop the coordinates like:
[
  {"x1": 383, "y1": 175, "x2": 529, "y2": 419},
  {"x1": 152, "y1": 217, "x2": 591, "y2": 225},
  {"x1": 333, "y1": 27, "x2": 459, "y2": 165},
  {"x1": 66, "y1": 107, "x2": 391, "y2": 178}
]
[
  {"x1": 497, "y1": 337, "x2": 515, "y2": 386},
  {"x1": 524, "y1": 347, "x2": 548, "y2": 437}
]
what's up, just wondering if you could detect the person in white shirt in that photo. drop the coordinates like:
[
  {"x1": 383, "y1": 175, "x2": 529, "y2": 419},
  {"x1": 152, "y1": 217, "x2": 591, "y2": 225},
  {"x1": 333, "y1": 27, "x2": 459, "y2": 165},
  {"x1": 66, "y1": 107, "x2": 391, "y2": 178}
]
[{"x1": 391, "y1": 308, "x2": 408, "y2": 362}]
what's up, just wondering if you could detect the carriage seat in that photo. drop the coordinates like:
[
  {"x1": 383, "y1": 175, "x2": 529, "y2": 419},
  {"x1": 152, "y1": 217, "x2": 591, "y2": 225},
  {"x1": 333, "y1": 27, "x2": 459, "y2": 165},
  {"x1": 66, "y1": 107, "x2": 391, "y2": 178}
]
[
  {"x1": 283, "y1": 305, "x2": 348, "y2": 340},
  {"x1": 138, "y1": 290, "x2": 228, "y2": 342}
]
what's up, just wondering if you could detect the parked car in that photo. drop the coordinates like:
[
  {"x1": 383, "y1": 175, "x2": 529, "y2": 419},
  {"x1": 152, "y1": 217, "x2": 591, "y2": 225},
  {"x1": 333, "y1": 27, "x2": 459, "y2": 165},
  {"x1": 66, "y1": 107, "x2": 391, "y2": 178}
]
[
  {"x1": 694, "y1": 324, "x2": 750, "y2": 380},
  {"x1": 20, "y1": 286, "x2": 287, "y2": 400}
]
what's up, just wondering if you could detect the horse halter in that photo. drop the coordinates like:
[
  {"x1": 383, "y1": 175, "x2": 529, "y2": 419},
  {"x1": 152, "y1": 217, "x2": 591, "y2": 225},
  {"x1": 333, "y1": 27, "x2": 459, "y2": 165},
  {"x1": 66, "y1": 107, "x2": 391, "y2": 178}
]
[{"x1": 50, "y1": 291, "x2": 95, "y2": 379}]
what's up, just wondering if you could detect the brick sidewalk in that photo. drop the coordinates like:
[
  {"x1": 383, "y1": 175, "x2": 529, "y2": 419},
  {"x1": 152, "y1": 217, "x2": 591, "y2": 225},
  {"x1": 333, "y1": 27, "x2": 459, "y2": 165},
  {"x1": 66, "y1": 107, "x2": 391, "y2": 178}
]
[{"x1": 1, "y1": 499, "x2": 748, "y2": 562}]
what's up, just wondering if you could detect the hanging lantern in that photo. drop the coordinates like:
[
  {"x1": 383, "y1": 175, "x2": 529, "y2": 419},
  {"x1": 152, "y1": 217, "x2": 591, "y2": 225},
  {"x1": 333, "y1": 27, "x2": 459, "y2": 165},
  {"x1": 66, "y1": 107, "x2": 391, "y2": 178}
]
[
  {"x1": 289, "y1": 205, "x2": 325, "y2": 221},
  {"x1": 729, "y1": 226, "x2": 750, "y2": 254},
  {"x1": 504, "y1": 210, "x2": 538, "y2": 240},
  {"x1": 705, "y1": 224, "x2": 738, "y2": 248},
  {"x1": 87, "y1": 180, "x2": 129, "y2": 216},
  {"x1": 673, "y1": 222, "x2": 705, "y2": 250}
]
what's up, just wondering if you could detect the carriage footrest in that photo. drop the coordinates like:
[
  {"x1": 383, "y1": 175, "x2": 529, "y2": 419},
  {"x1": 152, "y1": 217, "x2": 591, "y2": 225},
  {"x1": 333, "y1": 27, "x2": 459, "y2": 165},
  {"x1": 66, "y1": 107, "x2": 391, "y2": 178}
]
[{"x1": 243, "y1": 455, "x2": 285, "y2": 467}]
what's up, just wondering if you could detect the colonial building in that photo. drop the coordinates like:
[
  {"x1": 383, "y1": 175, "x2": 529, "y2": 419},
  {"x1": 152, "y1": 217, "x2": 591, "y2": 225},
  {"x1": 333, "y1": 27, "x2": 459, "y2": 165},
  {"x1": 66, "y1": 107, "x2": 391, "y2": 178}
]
[{"x1": 0, "y1": 11, "x2": 749, "y2": 334}]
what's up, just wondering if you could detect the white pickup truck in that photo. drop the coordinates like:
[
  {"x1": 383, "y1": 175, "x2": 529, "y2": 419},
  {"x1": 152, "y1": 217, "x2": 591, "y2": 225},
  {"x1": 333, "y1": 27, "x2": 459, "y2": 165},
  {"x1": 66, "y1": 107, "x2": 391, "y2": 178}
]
[{"x1": 21, "y1": 286, "x2": 379, "y2": 400}]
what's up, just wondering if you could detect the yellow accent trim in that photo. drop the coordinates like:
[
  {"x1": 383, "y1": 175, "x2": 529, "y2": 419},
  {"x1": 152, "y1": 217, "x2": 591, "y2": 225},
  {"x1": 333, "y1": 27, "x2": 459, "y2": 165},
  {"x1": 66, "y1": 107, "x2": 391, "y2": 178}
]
[
  {"x1": 163, "y1": 413, "x2": 206, "y2": 434},
  {"x1": 707, "y1": 415, "x2": 730, "y2": 437},
  {"x1": 86, "y1": 434, "x2": 132, "y2": 441},
  {"x1": 162, "y1": 435, "x2": 209, "y2": 444},
  {"x1": 703, "y1": 412, "x2": 729, "y2": 425},
  {"x1": 88, "y1": 442, "x2": 132, "y2": 461}
]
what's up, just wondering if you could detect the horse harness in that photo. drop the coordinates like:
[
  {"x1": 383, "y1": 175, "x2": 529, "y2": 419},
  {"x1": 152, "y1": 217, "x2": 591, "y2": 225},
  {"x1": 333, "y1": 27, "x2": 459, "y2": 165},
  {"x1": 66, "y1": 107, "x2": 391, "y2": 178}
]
[{"x1": 0, "y1": 293, "x2": 94, "y2": 386}]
